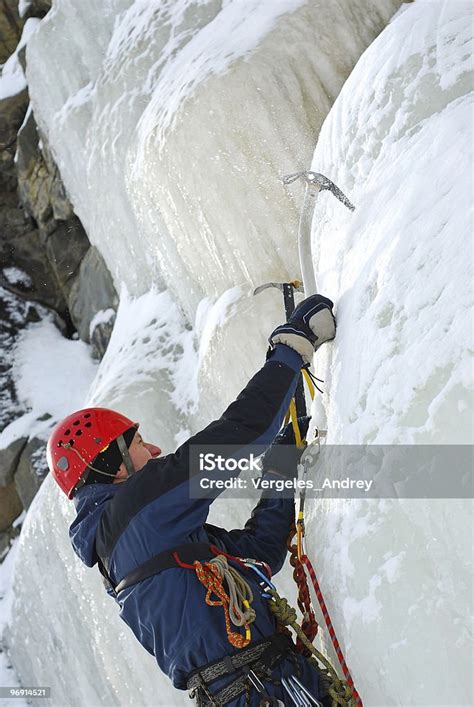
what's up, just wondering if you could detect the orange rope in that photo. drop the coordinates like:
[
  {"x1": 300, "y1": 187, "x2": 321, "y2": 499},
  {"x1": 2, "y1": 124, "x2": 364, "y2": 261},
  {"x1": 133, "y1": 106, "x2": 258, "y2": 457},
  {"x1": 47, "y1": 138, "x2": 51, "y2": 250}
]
[{"x1": 194, "y1": 561, "x2": 251, "y2": 649}]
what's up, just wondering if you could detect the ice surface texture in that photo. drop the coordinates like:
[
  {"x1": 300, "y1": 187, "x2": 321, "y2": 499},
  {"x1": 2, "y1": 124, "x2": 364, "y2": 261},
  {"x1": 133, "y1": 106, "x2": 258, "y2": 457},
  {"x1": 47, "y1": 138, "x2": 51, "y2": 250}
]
[{"x1": 302, "y1": 1, "x2": 473, "y2": 705}]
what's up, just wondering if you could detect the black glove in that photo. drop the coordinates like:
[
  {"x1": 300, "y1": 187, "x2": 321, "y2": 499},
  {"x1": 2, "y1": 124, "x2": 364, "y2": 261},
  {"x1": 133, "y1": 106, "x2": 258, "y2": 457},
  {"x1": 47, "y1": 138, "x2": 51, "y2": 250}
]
[
  {"x1": 269, "y1": 294, "x2": 336, "y2": 364},
  {"x1": 260, "y1": 416, "x2": 311, "y2": 479}
]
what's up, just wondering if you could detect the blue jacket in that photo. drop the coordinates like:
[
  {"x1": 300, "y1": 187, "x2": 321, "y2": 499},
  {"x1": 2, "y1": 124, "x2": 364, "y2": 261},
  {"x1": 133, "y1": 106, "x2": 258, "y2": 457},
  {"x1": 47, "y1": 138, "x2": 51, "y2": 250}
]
[{"x1": 69, "y1": 345, "x2": 323, "y2": 704}]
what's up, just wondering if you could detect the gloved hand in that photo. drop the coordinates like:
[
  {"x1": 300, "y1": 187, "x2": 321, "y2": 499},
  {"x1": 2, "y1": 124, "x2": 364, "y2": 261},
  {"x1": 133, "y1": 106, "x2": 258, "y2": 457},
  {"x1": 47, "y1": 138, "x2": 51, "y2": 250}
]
[
  {"x1": 269, "y1": 294, "x2": 336, "y2": 364},
  {"x1": 260, "y1": 416, "x2": 311, "y2": 479}
]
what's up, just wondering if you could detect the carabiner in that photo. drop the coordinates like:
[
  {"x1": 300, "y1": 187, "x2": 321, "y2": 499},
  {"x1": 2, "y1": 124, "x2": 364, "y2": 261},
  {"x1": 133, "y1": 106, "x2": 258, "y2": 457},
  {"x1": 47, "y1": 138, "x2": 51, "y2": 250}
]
[
  {"x1": 289, "y1": 676, "x2": 323, "y2": 707},
  {"x1": 245, "y1": 563, "x2": 276, "y2": 598}
]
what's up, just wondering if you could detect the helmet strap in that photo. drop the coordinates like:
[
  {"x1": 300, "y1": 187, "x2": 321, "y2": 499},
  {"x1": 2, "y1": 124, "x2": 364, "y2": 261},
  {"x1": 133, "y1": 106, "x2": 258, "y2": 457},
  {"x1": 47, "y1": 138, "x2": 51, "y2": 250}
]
[{"x1": 116, "y1": 433, "x2": 136, "y2": 478}]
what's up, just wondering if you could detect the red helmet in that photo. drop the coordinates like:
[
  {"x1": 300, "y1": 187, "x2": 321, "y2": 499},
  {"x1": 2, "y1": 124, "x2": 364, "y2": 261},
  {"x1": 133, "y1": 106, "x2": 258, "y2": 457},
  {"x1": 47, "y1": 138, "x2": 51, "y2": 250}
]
[{"x1": 47, "y1": 407, "x2": 138, "y2": 499}]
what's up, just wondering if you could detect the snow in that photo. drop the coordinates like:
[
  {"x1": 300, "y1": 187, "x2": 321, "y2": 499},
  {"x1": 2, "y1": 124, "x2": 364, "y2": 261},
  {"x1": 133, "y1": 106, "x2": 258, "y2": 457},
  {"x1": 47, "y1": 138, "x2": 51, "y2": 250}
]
[
  {"x1": 0, "y1": 53, "x2": 26, "y2": 100},
  {"x1": 0, "y1": 19, "x2": 40, "y2": 100},
  {"x1": 88, "y1": 307, "x2": 115, "y2": 338},
  {"x1": 0, "y1": 317, "x2": 97, "y2": 450},
  {"x1": 13, "y1": 318, "x2": 97, "y2": 421},
  {"x1": 4, "y1": 0, "x2": 472, "y2": 705},
  {"x1": 0, "y1": 51, "x2": 26, "y2": 100},
  {"x1": 88, "y1": 286, "x2": 197, "y2": 443},
  {"x1": 1, "y1": 268, "x2": 32, "y2": 288}
]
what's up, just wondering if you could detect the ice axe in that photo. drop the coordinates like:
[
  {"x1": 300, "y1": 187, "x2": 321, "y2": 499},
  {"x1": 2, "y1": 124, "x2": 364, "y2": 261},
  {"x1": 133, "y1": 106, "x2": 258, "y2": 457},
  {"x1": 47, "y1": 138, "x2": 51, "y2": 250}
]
[
  {"x1": 282, "y1": 171, "x2": 355, "y2": 295},
  {"x1": 253, "y1": 279, "x2": 304, "y2": 320},
  {"x1": 253, "y1": 172, "x2": 354, "y2": 411}
]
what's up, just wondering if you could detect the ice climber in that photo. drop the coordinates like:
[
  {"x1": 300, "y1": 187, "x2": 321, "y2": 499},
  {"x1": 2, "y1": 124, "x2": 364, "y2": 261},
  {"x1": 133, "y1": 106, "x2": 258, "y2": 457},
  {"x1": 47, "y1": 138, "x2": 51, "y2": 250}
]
[{"x1": 47, "y1": 294, "x2": 336, "y2": 706}]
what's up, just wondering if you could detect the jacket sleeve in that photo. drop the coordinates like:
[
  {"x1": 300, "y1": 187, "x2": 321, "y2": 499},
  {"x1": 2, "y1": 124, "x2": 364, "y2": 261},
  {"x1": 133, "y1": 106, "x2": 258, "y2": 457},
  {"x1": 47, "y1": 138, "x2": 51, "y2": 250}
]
[
  {"x1": 187, "y1": 344, "x2": 303, "y2": 459},
  {"x1": 134, "y1": 344, "x2": 303, "y2": 536},
  {"x1": 206, "y1": 482, "x2": 295, "y2": 576}
]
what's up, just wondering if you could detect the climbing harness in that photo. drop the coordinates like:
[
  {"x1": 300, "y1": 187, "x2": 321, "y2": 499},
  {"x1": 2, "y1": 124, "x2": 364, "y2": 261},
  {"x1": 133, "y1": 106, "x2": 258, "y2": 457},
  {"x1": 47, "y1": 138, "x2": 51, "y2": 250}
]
[
  {"x1": 186, "y1": 632, "x2": 293, "y2": 706},
  {"x1": 185, "y1": 550, "x2": 326, "y2": 706}
]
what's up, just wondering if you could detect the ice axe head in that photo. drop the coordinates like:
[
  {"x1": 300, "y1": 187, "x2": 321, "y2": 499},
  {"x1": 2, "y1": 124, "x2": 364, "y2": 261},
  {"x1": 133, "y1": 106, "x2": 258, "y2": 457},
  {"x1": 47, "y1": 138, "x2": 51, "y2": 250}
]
[
  {"x1": 253, "y1": 280, "x2": 304, "y2": 320},
  {"x1": 282, "y1": 171, "x2": 355, "y2": 212}
]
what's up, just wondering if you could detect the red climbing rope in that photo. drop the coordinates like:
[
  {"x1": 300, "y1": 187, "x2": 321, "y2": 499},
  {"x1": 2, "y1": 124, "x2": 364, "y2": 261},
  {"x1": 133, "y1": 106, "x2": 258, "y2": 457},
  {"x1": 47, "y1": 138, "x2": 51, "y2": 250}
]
[
  {"x1": 287, "y1": 526, "x2": 319, "y2": 654},
  {"x1": 301, "y1": 552, "x2": 363, "y2": 706}
]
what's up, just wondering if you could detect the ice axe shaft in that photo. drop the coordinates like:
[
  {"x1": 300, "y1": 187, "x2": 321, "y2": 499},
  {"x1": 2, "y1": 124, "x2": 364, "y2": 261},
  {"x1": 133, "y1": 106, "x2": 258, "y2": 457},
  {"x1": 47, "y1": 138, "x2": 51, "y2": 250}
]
[
  {"x1": 253, "y1": 280, "x2": 307, "y2": 418},
  {"x1": 282, "y1": 171, "x2": 355, "y2": 296}
]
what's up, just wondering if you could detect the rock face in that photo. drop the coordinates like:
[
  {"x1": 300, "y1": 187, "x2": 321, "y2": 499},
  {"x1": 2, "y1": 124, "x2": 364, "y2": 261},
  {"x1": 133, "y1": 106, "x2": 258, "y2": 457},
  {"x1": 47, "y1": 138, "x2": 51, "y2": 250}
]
[
  {"x1": 0, "y1": 436, "x2": 27, "y2": 486},
  {"x1": 0, "y1": 208, "x2": 69, "y2": 311},
  {"x1": 14, "y1": 107, "x2": 118, "y2": 351},
  {"x1": 0, "y1": 89, "x2": 28, "y2": 189},
  {"x1": 1, "y1": 0, "x2": 118, "y2": 343},
  {"x1": 68, "y1": 246, "x2": 118, "y2": 358},
  {"x1": 14, "y1": 437, "x2": 49, "y2": 510},
  {"x1": 0, "y1": 482, "x2": 22, "y2": 531},
  {"x1": 16, "y1": 109, "x2": 74, "y2": 228},
  {"x1": 0, "y1": 0, "x2": 22, "y2": 64},
  {"x1": 13, "y1": 108, "x2": 90, "y2": 314},
  {"x1": 0, "y1": 69, "x2": 71, "y2": 313},
  {"x1": 0, "y1": 0, "x2": 116, "y2": 554}
]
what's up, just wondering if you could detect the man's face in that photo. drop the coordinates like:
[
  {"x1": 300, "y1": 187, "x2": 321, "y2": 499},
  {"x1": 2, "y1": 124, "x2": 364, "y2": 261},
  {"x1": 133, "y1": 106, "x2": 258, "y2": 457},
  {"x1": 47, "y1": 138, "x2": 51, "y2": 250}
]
[{"x1": 113, "y1": 431, "x2": 161, "y2": 483}]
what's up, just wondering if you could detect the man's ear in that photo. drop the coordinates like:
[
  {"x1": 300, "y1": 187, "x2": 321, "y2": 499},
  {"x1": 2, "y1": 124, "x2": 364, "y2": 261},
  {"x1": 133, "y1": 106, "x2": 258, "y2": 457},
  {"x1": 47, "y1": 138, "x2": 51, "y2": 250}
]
[{"x1": 113, "y1": 463, "x2": 128, "y2": 483}]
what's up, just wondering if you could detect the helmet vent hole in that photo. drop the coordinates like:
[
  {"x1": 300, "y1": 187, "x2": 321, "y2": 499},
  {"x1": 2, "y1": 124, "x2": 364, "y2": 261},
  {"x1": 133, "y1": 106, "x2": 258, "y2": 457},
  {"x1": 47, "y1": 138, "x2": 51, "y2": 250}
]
[
  {"x1": 85, "y1": 422, "x2": 92, "y2": 428},
  {"x1": 69, "y1": 439, "x2": 75, "y2": 446},
  {"x1": 64, "y1": 429, "x2": 71, "y2": 436},
  {"x1": 75, "y1": 430, "x2": 82, "y2": 436},
  {"x1": 73, "y1": 420, "x2": 80, "y2": 426},
  {"x1": 84, "y1": 413, "x2": 91, "y2": 418}
]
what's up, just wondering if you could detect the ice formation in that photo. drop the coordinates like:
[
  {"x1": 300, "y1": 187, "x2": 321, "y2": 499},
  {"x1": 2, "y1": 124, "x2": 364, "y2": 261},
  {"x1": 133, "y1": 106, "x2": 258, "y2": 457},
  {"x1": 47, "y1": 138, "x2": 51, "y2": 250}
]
[
  {"x1": 25, "y1": 0, "x2": 399, "y2": 317},
  {"x1": 4, "y1": 0, "x2": 472, "y2": 705},
  {"x1": 303, "y1": 3, "x2": 473, "y2": 704}
]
